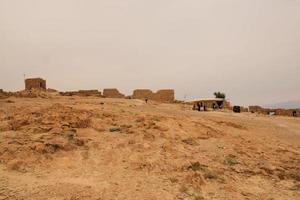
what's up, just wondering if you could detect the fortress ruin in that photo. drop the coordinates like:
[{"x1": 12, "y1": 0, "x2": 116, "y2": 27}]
[
  {"x1": 103, "y1": 88, "x2": 125, "y2": 98},
  {"x1": 25, "y1": 78, "x2": 46, "y2": 90},
  {"x1": 132, "y1": 89, "x2": 175, "y2": 102},
  {"x1": 249, "y1": 106, "x2": 299, "y2": 117}
]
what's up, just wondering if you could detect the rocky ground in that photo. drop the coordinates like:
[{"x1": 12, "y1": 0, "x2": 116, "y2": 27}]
[{"x1": 0, "y1": 95, "x2": 299, "y2": 200}]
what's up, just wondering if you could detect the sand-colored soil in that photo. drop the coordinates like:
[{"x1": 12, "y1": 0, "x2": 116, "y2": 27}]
[{"x1": 0, "y1": 95, "x2": 299, "y2": 200}]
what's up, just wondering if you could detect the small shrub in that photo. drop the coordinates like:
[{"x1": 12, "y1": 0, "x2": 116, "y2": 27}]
[
  {"x1": 194, "y1": 195, "x2": 204, "y2": 200},
  {"x1": 170, "y1": 177, "x2": 178, "y2": 183},
  {"x1": 135, "y1": 117, "x2": 145, "y2": 123},
  {"x1": 152, "y1": 116, "x2": 161, "y2": 122},
  {"x1": 290, "y1": 170, "x2": 300, "y2": 181},
  {"x1": 224, "y1": 155, "x2": 238, "y2": 166},
  {"x1": 203, "y1": 170, "x2": 218, "y2": 179},
  {"x1": 290, "y1": 183, "x2": 300, "y2": 191},
  {"x1": 179, "y1": 185, "x2": 204, "y2": 200},
  {"x1": 121, "y1": 124, "x2": 132, "y2": 129},
  {"x1": 153, "y1": 125, "x2": 169, "y2": 132},
  {"x1": 6, "y1": 100, "x2": 15, "y2": 103},
  {"x1": 109, "y1": 127, "x2": 121, "y2": 132},
  {"x1": 187, "y1": 162, "x2": 218, "y2": 180},
  {"x1": 188, "y1": 162, "x2": 207, "y2": 171},
  {"x1": 179, "y1": 185, "x2": 188, "y2": 193},
  {"x1": 182, "y1": 138, "x2": 198, "y2": 146}
]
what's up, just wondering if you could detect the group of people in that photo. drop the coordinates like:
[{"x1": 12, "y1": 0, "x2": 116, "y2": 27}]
[{"x1": 193, "y1": 102, "x2": 222, "y2": 111}]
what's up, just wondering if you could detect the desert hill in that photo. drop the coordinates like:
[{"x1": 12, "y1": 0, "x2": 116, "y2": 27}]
[{"x1": 0, "y1": 95, "x2": 299, "y2": 200}]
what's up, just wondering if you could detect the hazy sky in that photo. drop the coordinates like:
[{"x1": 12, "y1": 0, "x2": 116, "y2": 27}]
[{"x1": 0, "y1": 0, "x2": 299, "y2": 106}]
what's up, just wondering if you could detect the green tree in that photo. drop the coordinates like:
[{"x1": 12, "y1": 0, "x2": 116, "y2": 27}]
[{"x1": 214, "y1": 92, "x2": 226, "y2": 99}]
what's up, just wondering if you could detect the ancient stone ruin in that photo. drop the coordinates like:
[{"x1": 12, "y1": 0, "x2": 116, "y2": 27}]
[
  {"x1": 103, "y1": 88, "x2": 125, "y2": 98},
  {"x1": 0, "y1": 89, "x2": 7, "y2": 99},
  {"x1": 132, "y1": 89, "x2": 175, "y2": 102},
  {"x1": 25, "y1": 78, "x2": 46, "y2": 90},
  {"x1": 132, "y1": 89, "x2": 153, "y2": 100},
  {"x1": 249, "y1": 105, "x2": 299, "y2": 117}
]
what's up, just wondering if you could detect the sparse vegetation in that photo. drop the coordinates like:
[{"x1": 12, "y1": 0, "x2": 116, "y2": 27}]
[
  {"x1": 194, "y1": 195, "x2": 204, "y2": 200},
  {"x1": 182, "y1": 138, "x2": 198, "y2": 146},
  {"x1": 6, "y1": 100, "x2": 15, "y2": 103},
  {"x1": 203, "y1": 169, "x2": 218, "y2": 179},
  {"x1": 179, "y1": 185, "x2": 204, "y2": 200},
  {"x1": 290, "y1": 170, "x2": 300, "y2": 181},
  {"x1": 188, "y1": 162, "x2": 218, "y2": 180},
  {"x1": 109, "y1": 127, "x2": 121, "y2": 132},
  {"x1": 214, "y1": 92, "x2": 226, "y2": 99},
  {"x1": 224, "y1": 155, "x2": 239, "y2": 166},
  {"x1": 188, "y1": 162, "x2": 206, "y2": 171},
  {"x1": 290, "y1": 183, "x2": 300, "y2": 191},
  {"x1": 151, "y1": 116, "x2": 161, "y2": 122},
  {"x1": 170, "y1": 177, "x2": 178, "y2": 183},
  {"x1": 135, "y1": 117, "x2": 145, "y2": 123}
]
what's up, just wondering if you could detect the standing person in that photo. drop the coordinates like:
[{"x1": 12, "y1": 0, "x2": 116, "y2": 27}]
[
  {"x1": 145, "y1": 98, "x2": 148, "y2": 103},
  {"x1": 197, "y1": 102, "x2": 201, "y2": 111}
]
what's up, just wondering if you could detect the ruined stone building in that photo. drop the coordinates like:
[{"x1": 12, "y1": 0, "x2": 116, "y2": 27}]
[
  {"x1": 103, "y1": 88, "x2": 125, "y2": 98},
  {"x1": 132, "y1": 89, "x2": 175, "y2": 103},
  {"x1": 25, "y1": 78, "x2": 46, "y2": 90},
  {"x1": 77, "y1": 90, "x2": 102, "y2": 97},
  {"x1": 249, "y1": 105, "x2": 299, "y2": 117}
]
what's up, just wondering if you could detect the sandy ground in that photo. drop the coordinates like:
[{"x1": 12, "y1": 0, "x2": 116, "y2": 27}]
[{"x1": 0, "y1": 95, "x2": 299, "y2": 200}]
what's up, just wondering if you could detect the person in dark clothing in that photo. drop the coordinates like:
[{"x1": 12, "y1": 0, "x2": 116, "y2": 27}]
[
  {"x1": 293, "y1": 111, "x2": 297, "y2": 117},
  {"x1": 145, "y1": 98, "x2": 148, "y2": 103},
  {"x1": 197, "y1": 102, "x2": 201, "y2": 111}
]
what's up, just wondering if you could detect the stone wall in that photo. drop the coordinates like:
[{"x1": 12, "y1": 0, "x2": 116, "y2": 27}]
[
  {"x1": 249, "y1": 106, "x2": 266, "y2": 114},
  {"x1": 78, "y1": 90, "x2": 102, "y2": 96},
  {"x1": 153, "y1": 90, "x2": 175, "y2": 102},
  {"x1": 103, "y1": 89, "x2": 125, "y2": 98},
  {"x1": 275, "y1": 109, "x2": 299, "y2": 117},
  {"x1": 132, "y1": 89, "x2": 175, "y2": 102},
  {"x1": 25, "y1": 78, "x2": 46, "y2": 90},
  {"x1": 132, "y1": 89, "x2": 153, "y2": 100},
  {"x1": 249, "y1": 105, "x2": 299, "y2": 117}
]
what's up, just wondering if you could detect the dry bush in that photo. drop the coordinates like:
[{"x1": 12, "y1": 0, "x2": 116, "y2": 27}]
[
  {"x1": 109, "y1": 127, "x2": 121, "y2": 132},
  {"x1": 224, "y1": 155, "x2": 239, "y2": 166},
  {"x1": 182, "y1": 138, "x2": 198, "y2": 146}
]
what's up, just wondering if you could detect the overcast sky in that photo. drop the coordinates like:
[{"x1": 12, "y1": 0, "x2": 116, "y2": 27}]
[{"x1": 0, "y1": 0, "x2": 299, "y2": 106}]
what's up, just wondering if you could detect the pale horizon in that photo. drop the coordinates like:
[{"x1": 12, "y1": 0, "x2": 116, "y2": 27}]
[{"x1": 1, "y1": 0, "x2": 300, "y2": 106}]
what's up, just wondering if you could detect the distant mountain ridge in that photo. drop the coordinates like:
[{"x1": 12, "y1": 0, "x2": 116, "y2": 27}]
[{"x1": 264, "y1": 100, "x2": 300, "y2": 109}]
